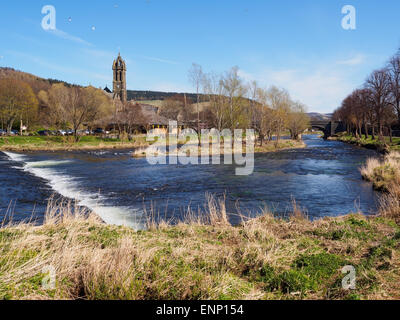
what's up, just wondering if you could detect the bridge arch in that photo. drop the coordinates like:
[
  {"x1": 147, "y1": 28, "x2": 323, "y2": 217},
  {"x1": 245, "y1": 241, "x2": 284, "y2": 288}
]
[
  {"x1": 311, "y1": 125, "x2": 326, "y2": 132},
  {"x1": 309, "y1": 120, "x2": 346, "y2": 138}
]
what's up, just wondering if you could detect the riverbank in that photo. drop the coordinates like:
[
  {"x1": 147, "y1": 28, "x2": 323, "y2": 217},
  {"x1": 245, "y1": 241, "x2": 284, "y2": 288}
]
[
  {"x1": 0, "y1": 136, "x2": 305, "y2": 154},
  {"x1": 329, "y1": 134, "x2": 400, "y2": 153},
  {"x1": 1, "y1": 195, "x2": 400, "y2": 300},
  {"x1": 132, "y1": 139, "x2": 306, "y2": 157},
  {"x1": 0, "y1": 136, "x2": 150, "y2": 152},
  {"x1": 361, "y1": 151, "x2": 400, "y2": 191},
  {"x1": 360, "y1": 151, "x2": 400, "y2": 226}
]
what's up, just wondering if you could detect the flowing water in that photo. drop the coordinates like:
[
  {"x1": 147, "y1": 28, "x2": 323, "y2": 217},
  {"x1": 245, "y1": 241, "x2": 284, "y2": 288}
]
[{"x1": 0, "y1": 135, "x2": 381, "y2": 229}]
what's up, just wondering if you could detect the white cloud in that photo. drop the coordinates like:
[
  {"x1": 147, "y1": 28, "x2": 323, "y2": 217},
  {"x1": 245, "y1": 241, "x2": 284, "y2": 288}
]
[
  {"x1": 45, "y1": 28, "x2": 92, "y2": 46},
  {"x1": 138, "y1": 55, "x2": 179, "y2": 65},
  {"x1": 337, "y1": 54, "x2": 366, "y2": 66},
  {"x1": 240, "y1": 65, "x2": 357, "y2": 113}
]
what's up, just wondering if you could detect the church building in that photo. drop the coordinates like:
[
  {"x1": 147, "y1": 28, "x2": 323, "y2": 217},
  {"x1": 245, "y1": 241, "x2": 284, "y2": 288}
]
[
  {"x1": 104, "y1": 53, "x2": 179, "y2": 134},
  {"x1": 112, "y1": 53, "x2": 127, "y2": 103}
]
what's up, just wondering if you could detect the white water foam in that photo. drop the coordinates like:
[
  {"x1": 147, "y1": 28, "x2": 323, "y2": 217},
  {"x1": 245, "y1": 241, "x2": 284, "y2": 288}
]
[{"x1": 3, "y1": 151, "x2": 144, "y2": 229}]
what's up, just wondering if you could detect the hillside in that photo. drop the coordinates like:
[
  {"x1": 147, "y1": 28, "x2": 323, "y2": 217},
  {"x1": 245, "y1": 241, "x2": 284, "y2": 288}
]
[
  {"x1": 0, "y1": 67, "x2": 80, "y2": 93},
  {"x1": 307, "y1": 112, "x2": 332, "y2": 121},
  {"x1": 0, "y1": 67, "x2": 202, "y2": 102},
  {"x1": 127, "y1": 90, "x2": 206, "y2": 102}
]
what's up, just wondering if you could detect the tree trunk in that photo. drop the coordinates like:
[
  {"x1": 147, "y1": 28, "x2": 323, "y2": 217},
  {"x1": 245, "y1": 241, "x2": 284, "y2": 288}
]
[
  {"x1": 74, "y1": 128, "x2": 80, "y2": 143},
  {"x1": 7, "y1": 116, "x2": 16, "y2": 134},
  {"x1": 364, "y1": 123, "x2": 369, "y2": 140}
]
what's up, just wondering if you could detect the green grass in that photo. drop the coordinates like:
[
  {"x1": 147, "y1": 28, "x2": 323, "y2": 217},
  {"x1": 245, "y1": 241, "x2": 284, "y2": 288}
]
[
  {"x1": 335, "y1": 134, "x2": 400, "y2": 151},
  {"x1": 1, "y1": 201, "x2": 400, "y2": 300},
  {"x1": 0, "y1": 135, "x2": 149, "y2": 151}
]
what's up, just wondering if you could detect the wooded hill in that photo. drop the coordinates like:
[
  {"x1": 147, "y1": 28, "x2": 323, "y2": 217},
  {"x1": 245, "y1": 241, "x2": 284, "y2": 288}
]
[
  {"x1": 0, "y1": 67, "x2": 204, "y2": 102},
  {"x1": 127, "y1": 90, "x2": 207, "y2": 102},
  {"x1": 0, "y1": 67, "x2": 81, "y2": 93}
]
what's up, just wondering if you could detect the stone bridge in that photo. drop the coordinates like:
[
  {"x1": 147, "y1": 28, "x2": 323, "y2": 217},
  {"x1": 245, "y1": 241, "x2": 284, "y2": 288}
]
[{"x1": 310, "y1": 120, "x2": 346, "y2": 138}]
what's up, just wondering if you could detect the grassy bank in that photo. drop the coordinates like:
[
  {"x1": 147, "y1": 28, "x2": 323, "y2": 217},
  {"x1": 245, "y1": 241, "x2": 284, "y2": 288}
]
[
  {"x1": 133, "y1": 139, "x2": 306, "y2": 157},
  {"x1": 0, "y1": 136, "x2": 305, "y2": 154},
  {"x1": 361, "y1": 151, "x2": 400, "y2": 191},
  {"x1": 254, "y1": 139, "x2": 306, "y2": 153},
  {"x1": 0, "y1": 136, "x2": 149, "y2": 151},
  {"x1": 361, "y1": 151, "x2": 400, "y2": 227},
  {"x1": 1, "y1": 196, "x2": 400, "y2": 300},
  {"x1": 330, "y1": 134, "x2": 400, "y2": 152}
]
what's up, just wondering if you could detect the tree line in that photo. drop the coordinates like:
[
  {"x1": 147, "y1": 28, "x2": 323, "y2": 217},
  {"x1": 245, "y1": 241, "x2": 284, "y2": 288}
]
[
  {"x1": 333, "y1": 48, "x2": 400, "y2": 141},
  {"x1": 159, "y1": 64, "x2": 310, "y2": 144},
  {"x1": 0, "y1": 67, "x2": 117, "y2": 141},
  {"x1": 0, "y1": 65, "x2": 311, "y2": 144}
]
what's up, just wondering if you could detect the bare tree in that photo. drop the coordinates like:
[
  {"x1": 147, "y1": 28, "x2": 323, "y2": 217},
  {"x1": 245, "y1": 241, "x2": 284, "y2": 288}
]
[
  {"x1": 266, "y1": 86, "x2": 291, "y2": 144},
  {"x1": 159, "y1": 95, "x2": 190, "y2": 121},
  {"x1": 221, "y1": 66, "x2": 249, "y2": 133},
  {"x1": 365, "y1": 69, "x2": 392, "y2": 137},
  {"x1": 255, "y1": 88, "x2": 275, "y2": 145},
  {"x1": 0, "y1": 78, "x2": 38, "y2": 133},
  {"x1": 48, "y1": 84, "x2": 111, "y2": 141},
  {"x1": 202, "y1": 72, "x2": 227, "y2": 131},
  {"x1": 388, "y1": 53, "x2": 400, "y2": 125},
  {"x1": 188, "y1": 63, "x2": 204, "y2": 135},
  {"x1": 117, "y1": 103, "x2": 149, "y2": 136},
  {"x1": 287, "y1": 102, "x2": 310, "y2": 141}
]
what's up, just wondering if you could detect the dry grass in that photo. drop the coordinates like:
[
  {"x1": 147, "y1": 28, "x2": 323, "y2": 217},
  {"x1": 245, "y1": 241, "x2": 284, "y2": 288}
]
[
  {"x1": 1, "y1": 194, "x2": 400, "y2": 300},
  {"x1": 361, "y1": 151, "x2": 400, "y2": 223},
  {"x1": 0, "y1": 136, "x2": 150, "y2": 152},
  {"x1": 132, "y1": 139, "x2": 306, "y2": 158},
  {"x1": 379, "y1": 177, "x2": 400, "y2": 223},
  {"x1": 361, "y1": 151, "x2": 400, "y2": 191}
]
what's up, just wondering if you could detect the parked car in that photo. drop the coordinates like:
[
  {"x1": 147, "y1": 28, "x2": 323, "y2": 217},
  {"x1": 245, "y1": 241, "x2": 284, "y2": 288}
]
[
  {"x1": 94, "y1": 128, "x2": 105, "y2": 135},
  {"x1": 57, "y1": 130, "x2": 67, "y2": 136},
  {"x1": 0, "y1": 129, "x2": 6, "y2": 136},
  {"x1": 38, "y1": 130, "x2": 51, "y2": 136}
]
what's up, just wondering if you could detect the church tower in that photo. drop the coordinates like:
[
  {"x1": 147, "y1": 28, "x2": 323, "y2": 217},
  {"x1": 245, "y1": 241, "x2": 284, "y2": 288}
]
[{"x1": 112, "y1": 53, "x2": 127, "y2": 103}]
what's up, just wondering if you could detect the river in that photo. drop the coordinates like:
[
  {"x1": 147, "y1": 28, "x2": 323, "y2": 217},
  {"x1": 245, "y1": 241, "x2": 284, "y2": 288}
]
[{"x1": 0, "y1": 135, "x2": 380, "y2": 229}]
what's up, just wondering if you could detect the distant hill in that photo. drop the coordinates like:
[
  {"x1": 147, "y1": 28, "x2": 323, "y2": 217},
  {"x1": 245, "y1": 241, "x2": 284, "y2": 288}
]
[
  {"x1": 0, "y1": 67, "x2": 81, "y2": 93},
  {"x1": 307, "y1": 112, "x2": 332, "y2": 121},
  {"x1": 127, "y1": 90, "x2": 205, "y2": 102},
  {"x1": 0, "y1": 67, "x2": 203, "y2": 101}
]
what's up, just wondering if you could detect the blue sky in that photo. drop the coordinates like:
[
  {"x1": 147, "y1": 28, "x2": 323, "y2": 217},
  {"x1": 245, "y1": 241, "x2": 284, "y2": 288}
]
[{"x1": 0, "y1": 0, "x2": 400, "y2": 113}]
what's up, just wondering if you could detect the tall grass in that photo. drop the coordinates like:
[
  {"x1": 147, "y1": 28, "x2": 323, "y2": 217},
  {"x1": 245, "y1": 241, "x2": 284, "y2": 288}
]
[
  {"x1": 361, "y1": 151, "x2": 400, "y2": 191},
  {"x1": 1, "y1": 193, "x2": 400, "y2": 300},
  {"x1": 360, "y1": 151, "x2": 400, "y2": 222}
]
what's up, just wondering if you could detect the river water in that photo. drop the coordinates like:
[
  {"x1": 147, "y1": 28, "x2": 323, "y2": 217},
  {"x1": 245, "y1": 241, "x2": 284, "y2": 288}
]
[{"x1": 0, "y1": 135, "x2": 380, "y2": 229}]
